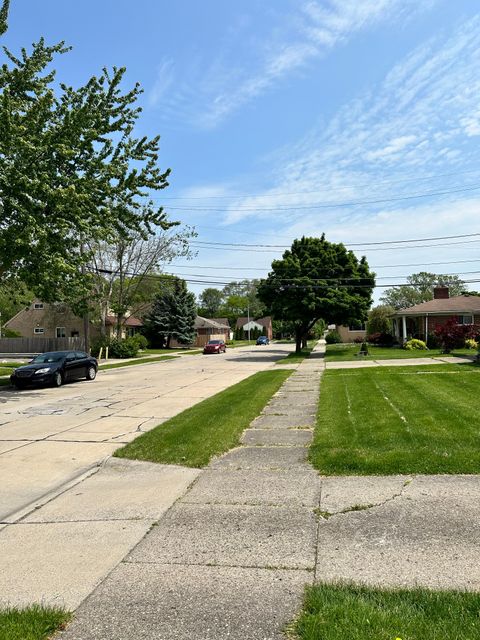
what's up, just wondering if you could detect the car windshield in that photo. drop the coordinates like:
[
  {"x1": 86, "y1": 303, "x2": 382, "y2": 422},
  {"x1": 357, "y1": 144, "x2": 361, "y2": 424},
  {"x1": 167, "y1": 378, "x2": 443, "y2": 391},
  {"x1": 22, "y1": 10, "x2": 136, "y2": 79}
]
[
  {"x1": 31, "y1": 352, "x2": 66, "y2": 364},
  {"x1": 207, "y1": 341, "x2": 222, "y2": 345}
]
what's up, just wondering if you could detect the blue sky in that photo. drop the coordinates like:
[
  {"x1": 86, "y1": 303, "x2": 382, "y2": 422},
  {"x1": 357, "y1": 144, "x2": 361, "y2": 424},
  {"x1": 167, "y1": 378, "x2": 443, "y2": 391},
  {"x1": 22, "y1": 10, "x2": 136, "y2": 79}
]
[{"x1": 5, "y1": 1, "x2": 480, "y2": 300}]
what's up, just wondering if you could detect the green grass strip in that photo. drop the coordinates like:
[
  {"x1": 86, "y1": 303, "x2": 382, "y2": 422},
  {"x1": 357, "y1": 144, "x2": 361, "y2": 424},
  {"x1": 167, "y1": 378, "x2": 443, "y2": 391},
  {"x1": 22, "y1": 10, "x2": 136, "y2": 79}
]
[
  {"x1": 325, "y1": 343, "x2": 474, "y2": 361},
  {"x1": 276, "y1": 346, "x2": 313, "y2": 365},
  {"x1": 115, "y1": 369, "x2": 292, "y2": 467},
  {"x1": 0, "y1": 605, "x2": 71, "y2": 640},
  {"x1": 292, "y1": 583, "x2": 480, "y2": 640},
  {"x1": 310, "y1": 362, "x2": 480, "y2": 475},
  {"x1": 99, "y1": 355, "x2": 178, "y2": 370}
]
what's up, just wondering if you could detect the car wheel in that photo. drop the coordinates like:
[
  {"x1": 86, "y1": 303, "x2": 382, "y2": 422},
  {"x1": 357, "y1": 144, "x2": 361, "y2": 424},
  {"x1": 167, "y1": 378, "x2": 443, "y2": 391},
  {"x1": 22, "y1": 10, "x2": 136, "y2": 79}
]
[
  {"x1": 53, "y1": 371, "x2": 63, "y2": 387},
  {"x1": 13, "y1": 382, "x2": 26, "y2": 390},
  {"x1": 86, "y1": 365, "x2": 97, "y2": 381}
]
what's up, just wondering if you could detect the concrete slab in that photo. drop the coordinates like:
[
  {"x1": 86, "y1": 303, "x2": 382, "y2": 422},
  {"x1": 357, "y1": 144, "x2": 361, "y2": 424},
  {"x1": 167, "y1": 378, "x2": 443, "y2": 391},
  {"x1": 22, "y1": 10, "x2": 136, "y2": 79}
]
[
  {"x1": 251, "y1": 413, "x2": 316, "y2": 429},
  {"x1": 59, "y1": 563, "x2": 312, "y2": 640},
  {"x1": 211, "y1": 446, "x2": 309, "y2": 470},
  {"x1": 183, "y1": 468, "x2": 321, "y2": 507},
  {"x1": 241, "y1": 428, "x2": 313, "y2": 446},
  {"x1": 24, "y1": 458, "x2": 200, "y2": 523},
  {"x1": 319, "y1": 475, "x2": 410, "y2": 513},
  {"x1": 128, "y1": 503, "x2": 317, "y2": 569},
  {"x1": 0, "y1": 440, "x2": 116, "y2": 521},
  {"x1": 0, "y1": 440, "x2": 28, "y2": 454},
  {"x1": 0, "y1": 520, "x2": 150, "y2": 609},
  {"x1": 316, "y1": 477, "x2": 480, "y2": 590}
]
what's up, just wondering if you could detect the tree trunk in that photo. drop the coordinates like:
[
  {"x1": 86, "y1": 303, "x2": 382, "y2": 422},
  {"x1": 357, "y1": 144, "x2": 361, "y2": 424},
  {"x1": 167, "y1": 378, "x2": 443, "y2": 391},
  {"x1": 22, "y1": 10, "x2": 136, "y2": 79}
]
[{"x1": 295, "y1": 327, "x2": 303, "y2": 353}]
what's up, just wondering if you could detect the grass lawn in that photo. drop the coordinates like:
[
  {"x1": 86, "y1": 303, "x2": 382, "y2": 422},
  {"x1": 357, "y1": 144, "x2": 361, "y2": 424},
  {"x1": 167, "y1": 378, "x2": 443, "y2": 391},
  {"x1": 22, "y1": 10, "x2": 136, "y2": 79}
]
[
  {"x1": 310, "y1": 362, "x2": 480, "y2": 474},
  {"x1": 99, "y1": 355, "x2": 178, "y2": 370},
  {"x1": 114, "y1": 369, "x2": 291, "y2": 467},
  {"x1": 141, "y1": 348, "x2": 201, "y2": 355},
  {"x1": 325, "y1": 343, "x2": 473, "y2": 361},
  {"x1": 292, "y1": 583, "x2": 480, "y2": 640},
  {"x1": 0, "y1": 362, "x2": 24, "y2": 376},
  {"x1": 276, "y1": 341, "x2": 316, "y2": 365},
  {"x1": 0, "y1": 605, "x2": 70, "y2": 640}
]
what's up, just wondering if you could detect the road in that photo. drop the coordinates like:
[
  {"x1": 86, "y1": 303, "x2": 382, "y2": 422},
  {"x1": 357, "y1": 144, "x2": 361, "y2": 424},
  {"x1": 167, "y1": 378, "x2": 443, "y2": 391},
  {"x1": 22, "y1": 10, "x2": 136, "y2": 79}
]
[{"x1": 0, "y1": 343, "x2": 294, "y2": 522}]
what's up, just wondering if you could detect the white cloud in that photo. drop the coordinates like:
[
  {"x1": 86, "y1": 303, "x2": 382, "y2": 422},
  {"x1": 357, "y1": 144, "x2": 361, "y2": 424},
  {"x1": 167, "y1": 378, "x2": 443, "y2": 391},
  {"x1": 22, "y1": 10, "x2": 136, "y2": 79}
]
[{"x1": 150, "y1": 0, "x2": 432, "y2": 129}]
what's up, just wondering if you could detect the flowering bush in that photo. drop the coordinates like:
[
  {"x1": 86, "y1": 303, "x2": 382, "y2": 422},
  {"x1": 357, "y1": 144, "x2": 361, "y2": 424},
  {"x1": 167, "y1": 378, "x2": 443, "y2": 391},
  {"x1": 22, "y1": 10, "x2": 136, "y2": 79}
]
[
  {"x1": 465, "y1": 338, "x2": 478, "y2": 350},
  {"x1": 434, "y1": 319, "x2": 479, "y2": 353},
  {"x1": 404, "y1": 338, "x2": 428, "y2": 350},
  {"x1": 366, "y1": 332, "x2": 395, "y2": 346}
]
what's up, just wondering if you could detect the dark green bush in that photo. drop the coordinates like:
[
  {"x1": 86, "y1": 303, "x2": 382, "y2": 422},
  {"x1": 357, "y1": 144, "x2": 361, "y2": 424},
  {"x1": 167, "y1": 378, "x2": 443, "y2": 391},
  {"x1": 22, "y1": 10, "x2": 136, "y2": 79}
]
[
  {"x1": 325, "y1": 330, "x2": 342, "y2": 344},
  {"x1": 131, "y1": 333, "x2": 148, "y2": 350},
  {"x1": 91, "y1": 337, "x2": 139, "y2": 358}
]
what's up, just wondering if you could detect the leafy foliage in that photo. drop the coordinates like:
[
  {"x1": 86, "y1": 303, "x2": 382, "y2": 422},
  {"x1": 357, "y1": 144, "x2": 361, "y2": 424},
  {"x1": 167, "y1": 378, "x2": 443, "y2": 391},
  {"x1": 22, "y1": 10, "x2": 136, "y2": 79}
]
[
  {"x1": 367, "y1": 304, "x2": 394, "y2": 334},
  {"x1": 434, "y1": 318, "x2": 479, "y2": 353},
  {"x1": 325, "y1": 330, "x2": 342, "y2": 344},
  {"x1": 380, "y1": 272, "x2": 466, "y2": 310},
  {"x1": 258, "y1": 236, "x2": 374, "y2": 352},
  {"x1": 198, "y1": 288, "x2": 224, "y2": 317},
  {"x1": 404, "y1": 338, "x2": 428, "y2": 350},
  {"x1": 0, "y1": 35, "x2": 171, "y2": 309}
]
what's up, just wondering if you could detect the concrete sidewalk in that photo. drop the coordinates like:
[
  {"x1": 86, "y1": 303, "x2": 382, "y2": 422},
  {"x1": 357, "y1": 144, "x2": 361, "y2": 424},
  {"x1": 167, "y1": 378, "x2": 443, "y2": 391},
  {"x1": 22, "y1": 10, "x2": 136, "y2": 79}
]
[
  {"x1": 326, "y1": 354, "x2": 475, "y2": 369},
  {"x1": 59, "y1": 343, "x2": 326, "y2": 639}
]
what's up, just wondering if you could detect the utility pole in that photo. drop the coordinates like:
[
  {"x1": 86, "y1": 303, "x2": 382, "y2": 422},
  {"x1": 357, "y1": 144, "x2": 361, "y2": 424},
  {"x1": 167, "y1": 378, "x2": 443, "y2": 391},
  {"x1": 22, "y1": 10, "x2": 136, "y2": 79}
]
[{"x1": 247, "y1": 303, "x2": 250, "y2": 342}]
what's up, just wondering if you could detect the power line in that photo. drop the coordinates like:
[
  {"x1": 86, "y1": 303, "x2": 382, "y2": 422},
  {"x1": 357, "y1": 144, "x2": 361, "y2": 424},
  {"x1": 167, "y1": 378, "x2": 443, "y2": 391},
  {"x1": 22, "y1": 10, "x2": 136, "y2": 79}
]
[
  {"x1": 192, "y1": 232, "x2": 480, "y2": 249},
  {"x1": 165, "y1": 184, "x2": 480, "y2": 212},
  {"x1": 158, "y1": 168, "x2": 480, "y2": 200},
  {"x1": 167, "y1": 258, "x2": 480, "y2": 271}
]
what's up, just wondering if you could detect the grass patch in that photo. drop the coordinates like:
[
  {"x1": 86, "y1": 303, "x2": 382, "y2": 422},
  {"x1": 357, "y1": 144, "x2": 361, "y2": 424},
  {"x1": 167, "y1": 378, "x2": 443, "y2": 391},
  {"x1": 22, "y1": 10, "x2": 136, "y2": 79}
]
[
  {"x1": 0, "y1": 605, "x2": 71, "y2": 640},
  {"x1": 325, "y1": 344, "x2": 473, "y2": 361},
  {"x1": 310, "y1": 362, "x2": 480, "y2": 474},
  {"x1": 141, "y1": 348, "x2": 201, "y2": 355},
  {"x1": 99, "y1": 355, "x2": 178, "y2": 370},
  {"x1": 276, "y1": 345, "x2": 314, "y2": 365},
  {"x1": 114, "y1": 369, "x2": 291, "y2": 467},
  {"x1": 292, "y1": 583, "x2": 480, "y2": 640}
]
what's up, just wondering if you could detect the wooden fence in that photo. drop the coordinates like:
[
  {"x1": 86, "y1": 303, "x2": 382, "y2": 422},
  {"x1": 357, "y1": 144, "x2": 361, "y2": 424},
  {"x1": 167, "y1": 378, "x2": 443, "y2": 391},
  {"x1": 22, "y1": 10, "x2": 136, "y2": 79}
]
[{"x1": 0, "y1": 337, "x2": 85, "y2": 354}]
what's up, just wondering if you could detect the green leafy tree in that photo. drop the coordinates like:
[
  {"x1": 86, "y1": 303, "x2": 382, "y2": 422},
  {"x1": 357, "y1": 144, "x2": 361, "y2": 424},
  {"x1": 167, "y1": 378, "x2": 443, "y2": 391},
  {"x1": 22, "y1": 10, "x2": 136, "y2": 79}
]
[
  {"x1": 367, "y1": 305, "x2": 394, "y2": 335},
  {"x1": 0, "y1": 0, "x2": 9, "y2": 36},
  {"x1": 0, "y1": 34, "x2": 172, "y2": 309},
  {"x1": 198, "y1": 288, "x2": 224, "y2": 317},
  {"x1": 144, "y1": 280, "x2": 196, "y2": 348},
  {"x1": 258, "y1": 236, "x2": 375, "y2": 353},
  {"x1": 0, "y1": 277, "x2": 33, "y2": 323},
  {"x1": 380, "y1": 273, "x2": 466, "y2": 310}
]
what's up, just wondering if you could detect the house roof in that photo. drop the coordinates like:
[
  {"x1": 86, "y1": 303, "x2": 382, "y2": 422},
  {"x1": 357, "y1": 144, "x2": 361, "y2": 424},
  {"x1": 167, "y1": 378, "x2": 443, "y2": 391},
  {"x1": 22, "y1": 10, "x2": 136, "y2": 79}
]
[
  {"x1": 105, "y1": 315, "x2": 143, "y2": 327},
  {"x1": 394, "y1": 295, "x2": 480, "y2": 316},
  {"x1": 194, "y1": 316, "x2": 230, "y2": 330},
  {"x1": 210, "y1": 318, "x2": 230, "y2": 327},
  {"x1": 235, "y1": 316, "x2": 272, "y2": 329}
]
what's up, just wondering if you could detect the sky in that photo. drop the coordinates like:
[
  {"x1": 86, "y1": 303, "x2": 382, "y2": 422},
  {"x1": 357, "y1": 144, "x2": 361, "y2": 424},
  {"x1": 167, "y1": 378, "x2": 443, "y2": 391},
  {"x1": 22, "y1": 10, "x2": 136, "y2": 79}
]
[{"x1": 5, "y1": 0, "x2": 480, "y2": 302}]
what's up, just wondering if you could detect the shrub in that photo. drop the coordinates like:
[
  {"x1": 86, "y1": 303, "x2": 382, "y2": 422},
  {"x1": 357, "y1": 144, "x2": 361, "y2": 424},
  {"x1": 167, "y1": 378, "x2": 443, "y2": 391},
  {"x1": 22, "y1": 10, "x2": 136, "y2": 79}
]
[
  {"x1": 325, "y1": 330, "x2": 342, "y2": 344},
  {"x1": 404, "y1": 338, "x2": 428, "y2": 351},
  {"x1": 1, "y1": 328, "x2": 21, "y2": 337},
  {"x1": 92, "y1": 337, "x2": 139, "y2": 358},
  {"x1": 353, "y1": 336, "x2": 364, "y2": 344},
  {"x1": 131, "y1": 333, "x2": 149, "y2": 350},
  {"x1": 426, "y1": 332, "x2": 440, "y2": 349},
  {"x1": 434, "y1": 319, "x2": 479, "y2": 353},
  {"x1": 465, "y1": 338, "x2": 478, "y2": 350},
  {"x1": 367, "y1": 332, "x2": 394, "y2": 347}
]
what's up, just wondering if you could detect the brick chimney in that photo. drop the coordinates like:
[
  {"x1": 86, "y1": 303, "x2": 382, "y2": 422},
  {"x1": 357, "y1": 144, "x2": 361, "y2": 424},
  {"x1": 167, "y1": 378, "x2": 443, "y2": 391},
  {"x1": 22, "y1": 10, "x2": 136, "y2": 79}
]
[{"x1": 433, "y1": 286, "x2": 449, "y2": 299}]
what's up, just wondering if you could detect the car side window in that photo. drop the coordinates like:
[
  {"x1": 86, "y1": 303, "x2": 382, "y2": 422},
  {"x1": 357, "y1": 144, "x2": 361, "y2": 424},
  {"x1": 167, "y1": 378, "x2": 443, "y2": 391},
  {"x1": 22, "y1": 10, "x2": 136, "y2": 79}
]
[
  {"x1": 75, "y1": 351, "x2": 87, "y2": 360},
  {"x1": 66, "y1": 353, "x2": 76, "y2": 362}
]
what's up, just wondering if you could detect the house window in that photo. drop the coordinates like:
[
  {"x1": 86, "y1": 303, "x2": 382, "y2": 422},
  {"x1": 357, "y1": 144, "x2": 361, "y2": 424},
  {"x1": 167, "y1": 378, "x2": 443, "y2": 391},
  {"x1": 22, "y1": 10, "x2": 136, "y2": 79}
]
[
  {"x1": 34, "y1": 327, "x2": 44, "y2": 334},
  {"x1": 458, "y1": 315, "x2": 474, "y2": 325},
  {"x1": 348, "y1": 322, "x2": 366, "y2": 331},
  {"x1": 56, "y1": 327, "x2": 66, "y2": 338},
  {"x1": 33, "y1": 302, "x2": 44, "y2": 310}
]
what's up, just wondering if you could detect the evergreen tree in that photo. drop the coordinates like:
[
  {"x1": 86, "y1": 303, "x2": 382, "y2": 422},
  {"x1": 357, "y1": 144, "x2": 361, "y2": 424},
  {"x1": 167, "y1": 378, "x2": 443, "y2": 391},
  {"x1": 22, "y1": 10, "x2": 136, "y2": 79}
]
[{"x1": 144, "y1": 280, "x2": 196, "y2": 347}]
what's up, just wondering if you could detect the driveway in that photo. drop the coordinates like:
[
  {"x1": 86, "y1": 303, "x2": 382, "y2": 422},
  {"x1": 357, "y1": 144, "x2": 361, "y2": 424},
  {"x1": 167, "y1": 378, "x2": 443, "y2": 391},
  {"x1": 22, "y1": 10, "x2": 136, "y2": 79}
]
[{"x1": 0, "y1": 343, "x2": 294, "y2": 523}]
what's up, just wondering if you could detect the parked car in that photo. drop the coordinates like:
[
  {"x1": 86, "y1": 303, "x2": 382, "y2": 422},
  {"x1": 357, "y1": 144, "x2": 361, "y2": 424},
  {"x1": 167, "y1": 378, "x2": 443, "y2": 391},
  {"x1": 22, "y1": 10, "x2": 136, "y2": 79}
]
[
  {"x1": 203, "y1": 340, "x2": 226, "y2": 354},
  {"x1": 10, "y1": 351, "x2": 98, "y2": 389},
  {"x1": 256, "y1": 336, "x2": 270, "y2": 345}
]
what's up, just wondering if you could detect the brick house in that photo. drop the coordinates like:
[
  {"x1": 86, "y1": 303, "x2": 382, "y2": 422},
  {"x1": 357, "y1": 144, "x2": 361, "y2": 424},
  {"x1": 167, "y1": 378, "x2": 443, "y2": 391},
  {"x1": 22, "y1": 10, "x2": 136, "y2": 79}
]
[
  {"x1": 392, "y1": 286, "x2": 480, "y2": 342},
  {"x1": 4, "y1": 300, "x2": 143, "y2": 340}
]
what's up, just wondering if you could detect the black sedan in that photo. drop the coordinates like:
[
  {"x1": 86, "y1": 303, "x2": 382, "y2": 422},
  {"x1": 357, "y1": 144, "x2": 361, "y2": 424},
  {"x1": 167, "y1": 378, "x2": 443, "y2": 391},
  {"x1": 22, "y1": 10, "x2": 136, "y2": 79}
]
[{"x1": 10, "y1": 351, "x2": 98, "y2": 389}]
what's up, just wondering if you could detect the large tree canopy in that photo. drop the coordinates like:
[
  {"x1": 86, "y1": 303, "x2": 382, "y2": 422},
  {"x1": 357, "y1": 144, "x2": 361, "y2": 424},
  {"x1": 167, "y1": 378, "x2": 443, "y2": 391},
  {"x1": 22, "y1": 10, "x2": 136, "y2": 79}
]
[
  {"x1": 380, "y1": 272, "x2": 466, "y2": 310},
  {"x1": 258, "y1": 236, "x2": 375, "y2": 352},
  {"x1": 0, "y1": 30, "x2": 172, "y2": 307},
  {"x1": 144, "y1": 279, "x2": 196, "y2": 348}
]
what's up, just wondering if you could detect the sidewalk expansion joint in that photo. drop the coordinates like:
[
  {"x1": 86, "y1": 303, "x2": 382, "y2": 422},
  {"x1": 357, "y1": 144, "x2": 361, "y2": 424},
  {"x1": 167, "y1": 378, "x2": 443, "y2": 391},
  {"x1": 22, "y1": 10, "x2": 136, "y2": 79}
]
[{"x1": 122, "y1": 559, "x2": 315, "y2": 572}]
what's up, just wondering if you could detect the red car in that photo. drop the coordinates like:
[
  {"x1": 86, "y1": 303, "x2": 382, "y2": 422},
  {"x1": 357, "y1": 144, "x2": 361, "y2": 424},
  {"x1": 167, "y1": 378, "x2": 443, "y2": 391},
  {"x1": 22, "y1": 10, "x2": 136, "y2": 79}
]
[{"x1": 203, "y1": 340, "x2": 226, "y2": 354}]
